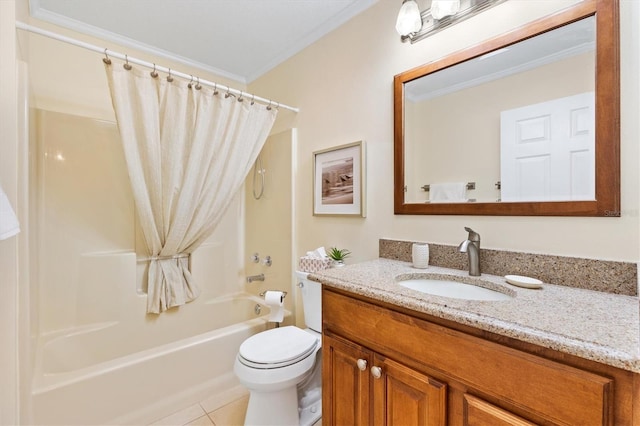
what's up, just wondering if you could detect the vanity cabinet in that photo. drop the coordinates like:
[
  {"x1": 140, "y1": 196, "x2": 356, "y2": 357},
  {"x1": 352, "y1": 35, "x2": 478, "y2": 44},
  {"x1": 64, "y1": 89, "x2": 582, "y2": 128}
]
[
  {"x1": 323, "y1": 334, "x2": 446, "y2": 425},
  {"x1": 322, "y1": 287, "x2": 639, "y2": 425}
]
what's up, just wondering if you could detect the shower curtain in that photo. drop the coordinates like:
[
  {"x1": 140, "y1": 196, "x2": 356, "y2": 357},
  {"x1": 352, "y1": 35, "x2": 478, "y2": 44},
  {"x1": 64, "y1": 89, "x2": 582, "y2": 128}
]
[{"x1": 105, "y1": 64, "x2": 277, "y2": 313}]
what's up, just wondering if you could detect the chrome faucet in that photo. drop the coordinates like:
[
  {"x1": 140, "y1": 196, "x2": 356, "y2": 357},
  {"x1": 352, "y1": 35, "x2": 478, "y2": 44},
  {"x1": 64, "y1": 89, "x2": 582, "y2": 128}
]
[
  {"x1": 246, "y1": 273, "x2": 265, "y2": 283},
  {"x1": 458, "y1": 227, "x2": 481, "y2": 276}
]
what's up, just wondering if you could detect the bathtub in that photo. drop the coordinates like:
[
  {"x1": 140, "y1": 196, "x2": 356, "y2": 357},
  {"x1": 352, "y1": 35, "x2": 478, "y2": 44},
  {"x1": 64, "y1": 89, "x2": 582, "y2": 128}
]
[{"x1": 31, "y1": 292, "x2": 289, "y2": 425}]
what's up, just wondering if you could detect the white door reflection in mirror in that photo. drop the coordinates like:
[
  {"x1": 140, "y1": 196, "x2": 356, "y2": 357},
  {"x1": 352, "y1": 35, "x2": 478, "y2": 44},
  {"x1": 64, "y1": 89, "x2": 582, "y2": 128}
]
[{"x1": 500, "y1": 92, "x2": 595, "y2": 202}]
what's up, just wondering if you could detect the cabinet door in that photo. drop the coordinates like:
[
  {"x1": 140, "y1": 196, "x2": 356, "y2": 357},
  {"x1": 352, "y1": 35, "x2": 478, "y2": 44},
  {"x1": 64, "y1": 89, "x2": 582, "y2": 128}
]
[
  {"x1": 372, "y1": 355, "x2": 447, "y2": 426},
  {"x1": 323, "y1": 335, "x2": 371, "y2": 426},
  {"x1": 463, "y1": 394, "x2": 537, "y2": 426}
]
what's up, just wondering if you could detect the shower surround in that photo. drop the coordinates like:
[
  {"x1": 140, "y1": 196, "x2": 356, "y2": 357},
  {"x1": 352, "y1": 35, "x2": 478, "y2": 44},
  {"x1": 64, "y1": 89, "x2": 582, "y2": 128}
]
[{"x1": 28, "y1": 109, "x2": 276, "y2": 424}]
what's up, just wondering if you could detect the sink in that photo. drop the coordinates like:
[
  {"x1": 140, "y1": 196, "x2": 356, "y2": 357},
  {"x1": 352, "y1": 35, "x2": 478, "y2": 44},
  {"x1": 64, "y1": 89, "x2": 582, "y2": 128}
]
[{"x1": 398, "y1": 278, "x2": 513, "y2": 301}]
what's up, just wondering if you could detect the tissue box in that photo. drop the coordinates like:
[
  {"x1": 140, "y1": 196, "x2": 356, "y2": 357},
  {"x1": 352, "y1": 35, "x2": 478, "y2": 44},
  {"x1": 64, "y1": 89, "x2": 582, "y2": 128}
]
[{"x1": 298, "y1": 256, "x2": 332, "y2": 273}]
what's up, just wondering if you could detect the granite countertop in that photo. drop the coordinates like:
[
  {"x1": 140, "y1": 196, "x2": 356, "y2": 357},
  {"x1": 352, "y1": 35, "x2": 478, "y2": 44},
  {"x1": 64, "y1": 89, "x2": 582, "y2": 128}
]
[{"x1": 310, "y1": 258, "x2": 640, "y2": 373}]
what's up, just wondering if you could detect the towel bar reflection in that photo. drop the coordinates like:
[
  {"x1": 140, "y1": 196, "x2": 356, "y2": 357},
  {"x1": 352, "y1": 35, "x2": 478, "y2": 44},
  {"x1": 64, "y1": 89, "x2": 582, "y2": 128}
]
[{"x1": 421, "y1": 182, "x2": 476, "y2": 192}]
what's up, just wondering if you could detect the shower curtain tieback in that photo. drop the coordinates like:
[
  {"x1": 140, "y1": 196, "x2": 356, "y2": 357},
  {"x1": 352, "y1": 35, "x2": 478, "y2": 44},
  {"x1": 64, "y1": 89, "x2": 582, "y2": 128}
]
[{"x1": 105, "y1": 62, "x2": 277, "y2": 314}]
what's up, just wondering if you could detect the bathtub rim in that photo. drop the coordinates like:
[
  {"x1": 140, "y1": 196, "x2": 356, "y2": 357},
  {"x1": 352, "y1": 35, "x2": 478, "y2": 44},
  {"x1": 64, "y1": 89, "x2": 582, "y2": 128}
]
[{"x1": 32, "y1": 291, "x2": 291, "y2": 393}]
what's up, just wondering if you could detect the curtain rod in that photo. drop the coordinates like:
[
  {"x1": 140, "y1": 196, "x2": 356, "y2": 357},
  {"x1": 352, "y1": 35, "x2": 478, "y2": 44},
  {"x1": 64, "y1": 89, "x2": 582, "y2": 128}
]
[{"x1": 15, "y1": 21, "x2": 300, "y2": 113}]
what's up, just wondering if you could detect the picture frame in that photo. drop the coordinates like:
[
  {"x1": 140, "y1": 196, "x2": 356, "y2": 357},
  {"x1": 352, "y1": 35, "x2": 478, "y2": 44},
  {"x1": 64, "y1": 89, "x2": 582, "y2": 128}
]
[{"x1": 313, "y1": 141, "x2": 366, "y2": 217}]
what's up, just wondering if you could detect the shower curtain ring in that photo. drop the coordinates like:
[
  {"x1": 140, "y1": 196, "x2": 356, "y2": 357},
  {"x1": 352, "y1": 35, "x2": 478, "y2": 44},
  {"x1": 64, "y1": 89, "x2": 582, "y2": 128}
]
[
  {"x1": 250, "y1": 94, "x2": 255, "y2": 105},
  {"x1": 213, "y1": 83, "x2": 219, "y2": 95},
  {"x1": 195, "y1": 77, "x2": 202, "y2": 90},
  {"x1": 150, "y1": 63, "x2": 158, "y2": 78},
  {"x1": 102, "y1": 48, "x2": 112, "y2": 65},
  {"x1": 123, "y1": 54, "x2": 132, "y2": 70},
  {"x1": 166, "y1": 68, "x2": 174, "y2": 82},
  {"x1": 266, "y1": 100, "x2": 272, "y2": 111},
  {"x1": 225, "y1": 87, "x2": 232, "y2": 98},
  {"x1": 188, "y1": 75, "x2": 194, "y2": 89},
  {"x1": 238, "y1": 91, "x2": 244, "y2": 102}
]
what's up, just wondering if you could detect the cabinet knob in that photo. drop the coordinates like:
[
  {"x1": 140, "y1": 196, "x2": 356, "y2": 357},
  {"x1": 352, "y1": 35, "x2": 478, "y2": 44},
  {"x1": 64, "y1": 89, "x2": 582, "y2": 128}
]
[
  {"x1": 371, "y1": 366, "x2": 382, "y2": 379},
  {"x1": 356, "y1": 359, "x2": 368, "y2": 371}
]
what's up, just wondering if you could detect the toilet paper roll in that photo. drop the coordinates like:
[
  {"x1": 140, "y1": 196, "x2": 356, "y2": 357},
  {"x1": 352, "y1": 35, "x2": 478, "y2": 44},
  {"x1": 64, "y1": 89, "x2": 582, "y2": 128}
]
[{"x1": 264, "y1": 290, "x2": 285, "y2": 323}]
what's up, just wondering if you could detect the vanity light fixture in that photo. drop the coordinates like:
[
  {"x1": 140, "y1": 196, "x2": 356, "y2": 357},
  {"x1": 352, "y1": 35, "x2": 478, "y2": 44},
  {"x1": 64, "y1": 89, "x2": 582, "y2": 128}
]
[
  {"x1": 395, "y1": 0, "x2": 422, "y2": 37},
  {"x1": 397, "y1": 0, "x2": 507, "y2": 43}
]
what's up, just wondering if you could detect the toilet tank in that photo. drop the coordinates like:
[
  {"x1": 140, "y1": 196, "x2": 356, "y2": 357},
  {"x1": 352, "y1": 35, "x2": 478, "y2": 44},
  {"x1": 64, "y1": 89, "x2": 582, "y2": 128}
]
[{"x1": 295, "y1": 271, "x2": 322, "y2": 332}]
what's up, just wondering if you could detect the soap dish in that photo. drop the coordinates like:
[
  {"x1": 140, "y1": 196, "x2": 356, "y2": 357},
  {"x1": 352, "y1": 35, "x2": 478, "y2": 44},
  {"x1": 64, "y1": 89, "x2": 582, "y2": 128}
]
[{"x1": 505, "y1": 274, "x2": 543, "y2": 289}]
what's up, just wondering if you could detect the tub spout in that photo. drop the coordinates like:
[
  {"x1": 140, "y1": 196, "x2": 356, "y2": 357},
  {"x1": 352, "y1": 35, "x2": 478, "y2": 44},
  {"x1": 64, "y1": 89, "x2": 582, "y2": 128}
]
[{"x1": 246, "y1": 273, "x2": 265, "y2": 283}]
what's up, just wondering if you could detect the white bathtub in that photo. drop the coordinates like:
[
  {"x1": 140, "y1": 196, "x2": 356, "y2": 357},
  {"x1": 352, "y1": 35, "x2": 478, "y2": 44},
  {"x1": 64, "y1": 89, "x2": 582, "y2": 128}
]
[{"x1": 31, "y1": 292, "x2": 288, "y2": 425}]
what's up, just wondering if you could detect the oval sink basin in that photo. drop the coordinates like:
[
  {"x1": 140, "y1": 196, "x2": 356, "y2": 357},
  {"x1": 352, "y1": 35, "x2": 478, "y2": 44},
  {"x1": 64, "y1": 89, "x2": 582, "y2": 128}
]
[{"x1": 399, "y1": 279, "x2": 513, "y2": 301}]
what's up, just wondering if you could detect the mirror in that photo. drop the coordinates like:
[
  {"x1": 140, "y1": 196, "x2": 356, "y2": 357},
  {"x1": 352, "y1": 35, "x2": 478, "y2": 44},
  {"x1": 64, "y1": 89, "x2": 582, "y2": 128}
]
[
  {"x1": 394, "y1": 0, "x2": 620, "y2": 216},
  {"x1": 405, "y1": 18, "x2": 596, "y2": 204}
]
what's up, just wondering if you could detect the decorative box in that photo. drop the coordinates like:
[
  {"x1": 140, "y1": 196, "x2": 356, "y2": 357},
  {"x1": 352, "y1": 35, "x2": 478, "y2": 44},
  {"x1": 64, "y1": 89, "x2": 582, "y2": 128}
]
[{"x1": 298, "y1": 256, "x2": 332, "y2": 273}]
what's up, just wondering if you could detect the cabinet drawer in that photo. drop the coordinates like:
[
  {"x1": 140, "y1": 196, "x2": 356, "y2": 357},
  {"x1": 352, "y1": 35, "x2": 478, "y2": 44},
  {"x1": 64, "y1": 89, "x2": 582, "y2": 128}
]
[
  {"x1": 464, "y1": 394, "x2": 536, "y2": 426},
  {"x1": 323, "y1": 289, "x2": 613, "y2": 425}
]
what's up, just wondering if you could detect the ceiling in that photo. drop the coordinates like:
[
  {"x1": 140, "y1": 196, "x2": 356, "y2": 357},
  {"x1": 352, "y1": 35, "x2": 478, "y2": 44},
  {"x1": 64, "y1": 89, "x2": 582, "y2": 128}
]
[
  {"x1": 29, "y1": 0, "x2": 378, "y2": 83},
  {"x1": 405, "y1": 15, "x2": 595, "y2": 102}
]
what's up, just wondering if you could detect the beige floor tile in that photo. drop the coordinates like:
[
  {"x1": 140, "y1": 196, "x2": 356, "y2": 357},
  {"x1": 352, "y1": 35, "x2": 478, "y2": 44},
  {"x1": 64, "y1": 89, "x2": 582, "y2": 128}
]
[
  {"x1": 207, "y1": 395, "x2": 249, "y2": 426},
  {"x1": 200, "y1": 386, "x2": 248, "y2": 414},
  {"x1": 149, "y1": 403, "x2": 207, "y2": 425},
  {"x1": 186, "y1": 414, "x2": 215, "y2": 426}
]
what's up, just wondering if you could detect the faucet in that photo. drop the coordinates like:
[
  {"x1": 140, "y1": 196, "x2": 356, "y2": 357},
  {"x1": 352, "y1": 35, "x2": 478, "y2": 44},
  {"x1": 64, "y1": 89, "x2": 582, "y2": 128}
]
[
  {"x1": 458, "y1": 227, "x2": 481, "y2": 276},
  {"x1": 246, "y1": 273, "x2": 265, "y2": 283}
]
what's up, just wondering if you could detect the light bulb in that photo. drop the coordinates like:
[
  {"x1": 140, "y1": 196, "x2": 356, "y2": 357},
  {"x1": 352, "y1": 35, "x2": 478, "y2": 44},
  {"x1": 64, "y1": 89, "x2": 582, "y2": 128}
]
[
  {"x1": 430, "y1": 0, "x2": 460, "y2": 20},
  {"x1": 395, "y1": 0, "x2": 422, "y2": 36}
]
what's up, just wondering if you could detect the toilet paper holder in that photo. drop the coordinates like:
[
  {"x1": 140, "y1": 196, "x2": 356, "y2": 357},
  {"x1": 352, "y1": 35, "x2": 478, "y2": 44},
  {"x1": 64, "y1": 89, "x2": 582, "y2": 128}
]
[{"x1": 259, "y1": 290, "x2": 288, "y2": 298}]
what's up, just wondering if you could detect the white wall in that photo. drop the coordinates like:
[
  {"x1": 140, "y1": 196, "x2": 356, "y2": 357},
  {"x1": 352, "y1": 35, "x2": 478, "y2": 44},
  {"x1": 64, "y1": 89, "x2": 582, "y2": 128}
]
[
  {"x1": 250, "y1": 0, "x2": 640, "y2": 266},
  {"x1": 1, "y1": 0, "x2": 34, "y2": 421},
  {"x1": 0, "y1": 1, "x2": 20, "y2": 422},
  {"x1": 244, "y1": 129, "x2": 297, "y2": 323}
]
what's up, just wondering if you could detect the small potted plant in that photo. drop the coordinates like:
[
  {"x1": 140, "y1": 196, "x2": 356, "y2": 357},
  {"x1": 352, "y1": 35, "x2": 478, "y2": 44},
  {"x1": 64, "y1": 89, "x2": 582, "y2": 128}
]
[{"x1": 328, "y1": 247, "x2": 351, "y2": 267}]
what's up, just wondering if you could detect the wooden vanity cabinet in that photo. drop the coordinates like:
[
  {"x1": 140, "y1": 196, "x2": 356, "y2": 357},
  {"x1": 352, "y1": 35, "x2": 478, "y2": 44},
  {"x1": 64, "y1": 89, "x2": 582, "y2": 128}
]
[
  {"x1": 322, "y1": 287, "x2": 639, "y2": 426},
  {"x1": 323, "y1": 334, "x2": 447, "y2": 425},
  {"x1": 323, "y1": 334, "x2": 371, "y2": 425}
]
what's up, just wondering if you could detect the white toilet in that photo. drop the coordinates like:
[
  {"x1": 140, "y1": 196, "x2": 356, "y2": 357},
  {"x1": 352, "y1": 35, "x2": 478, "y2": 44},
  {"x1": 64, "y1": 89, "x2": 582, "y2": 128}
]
[{"x1": 234, "y1": 271, "x2": 322, "y2": 426}]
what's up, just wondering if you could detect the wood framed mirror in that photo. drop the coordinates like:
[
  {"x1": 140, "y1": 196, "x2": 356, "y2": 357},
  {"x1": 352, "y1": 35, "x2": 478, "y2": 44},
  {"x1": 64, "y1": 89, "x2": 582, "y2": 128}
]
[{"x1": 394, "y1": 0, "x2": 619, "y2": 216}]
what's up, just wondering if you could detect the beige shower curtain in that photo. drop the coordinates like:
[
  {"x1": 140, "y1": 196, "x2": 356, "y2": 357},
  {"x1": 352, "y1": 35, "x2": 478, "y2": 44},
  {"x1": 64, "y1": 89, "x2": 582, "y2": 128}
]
[{"x1": 105, "y1": 64, "x2": 277, "y2": 313}]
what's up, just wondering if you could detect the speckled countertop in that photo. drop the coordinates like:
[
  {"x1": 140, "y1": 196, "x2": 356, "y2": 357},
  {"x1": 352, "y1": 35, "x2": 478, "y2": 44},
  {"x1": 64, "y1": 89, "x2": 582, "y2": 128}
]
[{"x1": 310, "y1": 258, "x2": 640, "y2": 373}]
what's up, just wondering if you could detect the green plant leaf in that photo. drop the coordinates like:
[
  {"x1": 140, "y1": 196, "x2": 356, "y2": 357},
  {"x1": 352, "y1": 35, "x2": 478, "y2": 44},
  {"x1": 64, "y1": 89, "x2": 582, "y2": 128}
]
[{"x1": 328, "y1": 247, "x2": 351, "y2": 261}]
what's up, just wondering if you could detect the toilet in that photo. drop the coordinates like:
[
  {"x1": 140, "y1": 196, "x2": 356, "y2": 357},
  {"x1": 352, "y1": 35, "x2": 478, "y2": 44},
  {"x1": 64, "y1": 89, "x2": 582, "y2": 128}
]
[{"x1": 234, "y1": 271, "x2": 322, "y2": 426}]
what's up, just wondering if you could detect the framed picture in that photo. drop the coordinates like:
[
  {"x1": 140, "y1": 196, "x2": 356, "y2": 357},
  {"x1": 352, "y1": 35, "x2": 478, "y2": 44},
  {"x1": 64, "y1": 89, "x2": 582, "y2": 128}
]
[{"x1": 313, "y1": 141, "x2": 366, "y2": 217}]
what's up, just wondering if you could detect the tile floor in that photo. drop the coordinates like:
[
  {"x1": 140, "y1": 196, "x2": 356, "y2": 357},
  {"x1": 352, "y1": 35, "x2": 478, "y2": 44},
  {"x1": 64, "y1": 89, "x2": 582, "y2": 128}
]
[
  {"x1": 148, "y1": 393, "x2": 322, "y2": 426},
  {"x1": 149, "y1": 394, "x2": 249, "y2": 426}
]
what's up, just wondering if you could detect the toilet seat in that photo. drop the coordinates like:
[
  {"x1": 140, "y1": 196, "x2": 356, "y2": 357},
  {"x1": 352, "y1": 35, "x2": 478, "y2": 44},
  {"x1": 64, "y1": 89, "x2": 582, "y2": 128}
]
[{"x1": 238, "y1": 326, "x2": 318, "y2": 369}]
